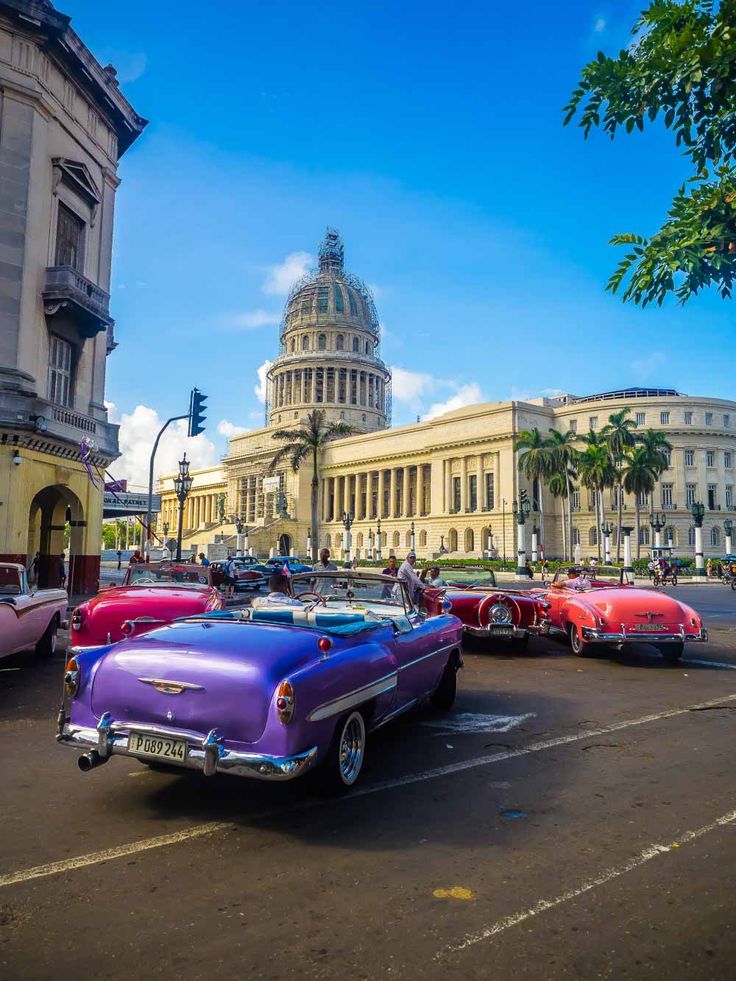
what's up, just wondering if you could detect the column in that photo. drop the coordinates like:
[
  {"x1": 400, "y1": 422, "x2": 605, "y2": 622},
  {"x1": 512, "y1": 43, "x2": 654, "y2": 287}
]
[
  {"x1": 393, "y1": 468, "x2": 401, "y2": 517},
  {"x1": 402, "y1": 466, "x2": 411, "y2": 517},
  {"x1": 387, "y1": 469, "x2": 394, "y2": 518},
  {"x1": 476, "y1": 457, "x2": 484, "y2": 510},
  {"x1": 342, "y1": 475, "x2": 349, "y2": 517},
  {"x1": 445, "y1": 460, "x2": 452, "y2": 513},
  {"x1": 460, "y1": 457, "x2": 467, "y2": 513},
  {"x1": 417, "y1": 464, "x2": 425, "y2": 516},
  {"x1": 378, "y1": 469, "x2": 386, "y2": 518}
]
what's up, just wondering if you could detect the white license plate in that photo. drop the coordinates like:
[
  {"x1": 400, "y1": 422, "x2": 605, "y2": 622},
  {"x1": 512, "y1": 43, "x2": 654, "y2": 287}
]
[
  {"x1": 129, "y1": 732, "x2": 187, "y2": 763},
  {"x1": 633, "y1": 623, "x2": 669, "y2": 632},
  {"x1": 491, "y1": 625, "x2": 514, "y2": 635}
]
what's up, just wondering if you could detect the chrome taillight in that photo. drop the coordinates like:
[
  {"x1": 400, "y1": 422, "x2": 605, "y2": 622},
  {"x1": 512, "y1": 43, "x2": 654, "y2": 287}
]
[
  {"x1": 121, "y1": 620, "x2": 134, "y2": 637},
  {"x1": 70, "y1": 609, "x2": 83, "y2": 631},
  {"x1": 276, "y1": 680, "x2": 295, "y2": 724},
  {"x1": 64, "y1": 656, "x2": 80, "y2": 696}
]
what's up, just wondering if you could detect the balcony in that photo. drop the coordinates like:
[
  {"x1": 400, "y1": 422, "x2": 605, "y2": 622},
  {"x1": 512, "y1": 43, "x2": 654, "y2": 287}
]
[
  {"x1": 0, "y1": 389, "x2": 119, "y2": 460},
  {"x1": 43, "y1": 266, "x2": 113, "y2": 337}
]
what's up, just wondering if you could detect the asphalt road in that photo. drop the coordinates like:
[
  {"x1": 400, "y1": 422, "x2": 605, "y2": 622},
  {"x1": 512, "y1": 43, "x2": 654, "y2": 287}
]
[{"x1": 1, "y1": 583, "x2": 735, "y2": 979}]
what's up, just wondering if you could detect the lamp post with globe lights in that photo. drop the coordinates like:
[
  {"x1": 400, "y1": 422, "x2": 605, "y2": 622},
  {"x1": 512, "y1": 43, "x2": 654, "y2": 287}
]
[
  {"x1": 375, "y1": 518, "x2": 382, "y2": 562},
  {"x1": 512, "y1": 496, "x2": 531, "y2": 578},
  {"x1": 174, "y1": 454, "x2": 193, "y2": 561},
  {"x1": 725, "y1": 518, "x2": 733, "y2": 558},
  {"x1": 601, "y1": 520, "x2": 613, "y2": 565},
  {"x1": 649, "y1": 511, "x2": 666, "y2": 549},
  {"x1": 342, "y1": 511, "x2": 354, "y2": 566},
  {"x1": 691, "y1": 501, "x2": 706, "y2": 576},
  {"x1": 233, "y1": 515, "x2": 245, "y2": 557}
]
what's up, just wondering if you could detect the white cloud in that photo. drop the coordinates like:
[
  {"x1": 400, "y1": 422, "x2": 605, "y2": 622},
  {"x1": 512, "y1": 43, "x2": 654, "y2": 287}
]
[
  {"x1": 105, "y1": 403, "x2": 217, "y2": 488},
  {"x1": 223, "y1": 309, "x2": 281, "y2": 330},
  {"x1": 262, "y1": 251, "x2": 313, "y2": 295},
  {"x1": 390, "y1": 366, "x2": 436, "y2": 406},
  {"x1": 380, "y1": 322, "x2": 402, "y2": 349},
  {"x1": 631, "y1": 351, "x2": 665, "y2": 381},
  {"x1": 217, "y1": 419, "x2": 249, "y2": 438},
  {"x1": 424, "y1": 383, "x2": 484, "y2": 421},
  {"x1": 593, "y1": 16, "x2": 606, "y2": 33},
  {"x1": 255, "y1": 359, "x2": 272, "y2": 404}
]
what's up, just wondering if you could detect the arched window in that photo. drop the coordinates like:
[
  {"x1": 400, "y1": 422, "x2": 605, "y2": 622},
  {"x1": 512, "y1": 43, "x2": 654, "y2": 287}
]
[
  {"x1": 419, "y1": 530, "x2": 427, "y2": 547},
  {"x1": 365, "y1": 340, "x2": 370, "y2": 354},
  {"x1": 318, "y1": 333, "x2": 326, "y2": 351},
  {"x1": 334, "y1": 285, "x2": 345, "y2": 314},
  {"x1": 324, "y1": 534, "x2": 331, "y2": 548},
  {"x1": 665, "y1": 526, "x2": 677, "y2": 546},
  {"x1": 362, "y1": 413, "x2": 366, "y2": 422},
  {"x1": 588, "y1": 527, "x2": 598, "y2": 546},
  {"x1": 290, "y1": 338, "x2": 295, "y2": 352},
  {"x1": 571, "y1": 527, "x2": 580, "y2": 545},
  {"x1": 392, "y1": 531, "x2": 400, "y2": 548},
  {"x1": 302, "y1": 335, "x2": 309, "y2": 351},
  {"x1": 348, "y1": 290, "x2": 357, "y2": 315},
  {"x1": 336, "y1": 334, "x2": 344, "y2": 351},
  {"x1": 464, "y1": 528, "x2": 474, "y2": 552},
  {"x1": 688, "y1": 526, "x2": 696, "y2": 546},
  {"x1": 352, "y1": 336, "x2": 359, "y2": 352},
  {"x1": 711, "y1": 526, "x2": 721, "y2": 546},
  {"x1": 317, "y1": 287, "x2": 329, "y2": 313},
  {"x1": 356, "y1": 532, "x2": 363, "y2": 547},
  {"x1": 405, "y1": 530, "x2": 412, "y2": 548},
  {"x1": 638, "y1": 526, "x2": 650, "y2": 545},
  {"x1": 448, "y1": 528, "x2": 458, "y2": 552}
]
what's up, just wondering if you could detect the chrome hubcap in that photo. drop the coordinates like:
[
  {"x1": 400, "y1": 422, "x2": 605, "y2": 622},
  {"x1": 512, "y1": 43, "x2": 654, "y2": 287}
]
[{"x1": 338, "y1": 715, "x2": 364, "y2": 785}]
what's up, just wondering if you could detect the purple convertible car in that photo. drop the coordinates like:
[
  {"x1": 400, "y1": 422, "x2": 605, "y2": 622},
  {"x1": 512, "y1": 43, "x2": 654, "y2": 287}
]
[{"x1": 57, "y1": 571, "x2": 463, "y2": 791}]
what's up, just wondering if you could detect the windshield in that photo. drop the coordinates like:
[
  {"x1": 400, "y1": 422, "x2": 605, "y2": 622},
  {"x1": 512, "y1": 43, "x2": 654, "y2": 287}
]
[
  {"x1": 443, "y1": 568, "x2": 497, "y2": 588},
  {"x1": 0, "y1": 566, "x2": 22, "y2": 595},
  {"x1": 126, "y1": 564, "x2": 210, "y2": 587},
  {"x1": 292, "y1": 572, "x2": 412, "y2": 615}
]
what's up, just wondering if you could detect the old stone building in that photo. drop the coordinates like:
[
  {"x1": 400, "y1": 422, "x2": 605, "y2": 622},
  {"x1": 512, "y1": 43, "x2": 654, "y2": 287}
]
[
  {"x1": 0, "y1": 0, "x2": 146, "y2": 590},
  {"x1": 159, "y1": 231, "x2": 736, "y2": 561}
]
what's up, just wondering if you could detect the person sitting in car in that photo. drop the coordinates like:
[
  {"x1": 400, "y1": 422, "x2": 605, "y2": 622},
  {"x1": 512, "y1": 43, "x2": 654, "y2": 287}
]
[
  {"x1": 420, "y1": 565, "x2": 447, "y2": 587},
  {"x1": 252, "y1": 572, "x2": 304, "y2": 608},
  {"x1": 553, "y1": 567, "x2": 591, "y2": 590}
]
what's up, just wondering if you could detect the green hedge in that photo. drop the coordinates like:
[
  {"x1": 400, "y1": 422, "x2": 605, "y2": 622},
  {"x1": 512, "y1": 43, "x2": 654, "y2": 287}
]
[{"x1": 355, "y1": 555, "x2": 697, "y2": 576}]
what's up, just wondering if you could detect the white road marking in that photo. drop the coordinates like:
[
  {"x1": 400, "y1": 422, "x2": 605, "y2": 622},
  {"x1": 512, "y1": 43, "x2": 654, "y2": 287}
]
[
  {"x1": 422, "y1": 712, "x2": 536, "y2": 734},
  {"x1": 2, "y1": 693, "x2": 734, "y2": 889},
  {"x1": 443, "y1": 808, "x2": 736, "y2": 954},
  {"x1": 0, "y1": 822, "x2": 230, "y2": 889},
  {"x1": 350, "y1": 692, "x2": 736, "y2": 798},
  {"x1": 682, "y1": 657, "x2": 736, "y2": 670}
]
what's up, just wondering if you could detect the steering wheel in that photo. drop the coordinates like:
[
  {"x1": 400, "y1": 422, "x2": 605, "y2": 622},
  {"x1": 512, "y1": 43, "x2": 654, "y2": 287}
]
[
  {"x1": 134, "y1": 576, "x2": 156, "y2": 584},
  {"x1": 293, "y1": 589, "x2": 326, "y2": 611}
]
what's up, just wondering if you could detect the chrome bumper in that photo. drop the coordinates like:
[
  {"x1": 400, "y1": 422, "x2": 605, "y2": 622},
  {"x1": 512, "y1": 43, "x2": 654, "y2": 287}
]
[
  {"x1": 57, "y1": 715, "x2": 319, "y2": 781},
  {"x1": 580, "y1": 626, "x2": 708, "y2": 644},
  {"x1": 464, "y1": 619, "x2": 550, "y2": 639}
]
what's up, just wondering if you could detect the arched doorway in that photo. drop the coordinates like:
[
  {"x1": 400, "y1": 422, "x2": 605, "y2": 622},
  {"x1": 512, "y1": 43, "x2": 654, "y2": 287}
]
[
  {"x1": 28, "y1": 485, "x2": 84, "y2": 590},
  {"x1": 278, "y1": 533, "x2": 292, "y2": 556}
]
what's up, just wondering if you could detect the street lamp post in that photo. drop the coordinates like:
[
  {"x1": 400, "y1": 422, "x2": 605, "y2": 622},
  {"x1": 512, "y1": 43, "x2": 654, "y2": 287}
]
[
  {"x1": 691, "y1": 501, "x2": 706, "y2": 577},
  {"x1": 725, "y1": 518, "x2": 733, "y2": 558},
  {"x1": 233, "y1": 515, "x2": 245, "y2": 556},
  {"x1": 649, "y1": 511, "x2": 666, "y2": 549},
  {"x1": 342, "y1": 511, "x2": 354, "y2": 565},
  {"x1": 367, "y1": 528, "x2": 374, "y2": 561},
  {"x1": 410, "y1": 520, "x2": 416, "y2": 554},
  {"x1": 601, "y1": 520, "x2": 613, "y2": 565},
  {"x1": 512, "y1": 497, "x2": 531, "y2": 579},
  {"x1": 305, "y1": 531, "x2": 311, "y2": 560},
  {"x1": 485, "y1": 529, "x2": 493, "y2": 558},
  {"x1": 162, "y1": 522, "x2": 169, "y2": 559},
  {"x1": 531, "y1": 522, "x2": 539, "y2": 564},
  {"x1": 173, "y1": 454, "x2": 193, "y2": 561},
  {"x1": 376, "y1": 518, "x2": 382, "y2": 562},
  {"x1": 243, "y1": 525, "x2": 250, "y2": 557},
  {"x1": 621, "y1": 525, "x2": 634, "y2": 583},
  {"x1": 501, "y1": 498, "x2": 507, "y2": 565}
]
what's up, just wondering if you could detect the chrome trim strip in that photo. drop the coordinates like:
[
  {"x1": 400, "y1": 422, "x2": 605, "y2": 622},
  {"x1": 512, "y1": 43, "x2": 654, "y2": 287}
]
[
  {"x1": 137, "y1": 677, "x2": 205, "y2": 694},
  {"x1": 399, "y1": 641, "x2": 456, "y2": 672},
  {"x1": 580, "y1": 625, "x2": 707, "y2": 644},
  {"x1": 307, "y1": 673, "x2": 398, "y2": 723},
  {"x1": 58, "y1": 722, "x2": 319, "y2": 782}
]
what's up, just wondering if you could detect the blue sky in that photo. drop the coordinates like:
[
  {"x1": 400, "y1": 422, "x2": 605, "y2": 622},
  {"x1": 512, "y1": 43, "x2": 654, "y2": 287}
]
[{"x1": 62, "y1": 0, "x2": 734, "y2": 483}]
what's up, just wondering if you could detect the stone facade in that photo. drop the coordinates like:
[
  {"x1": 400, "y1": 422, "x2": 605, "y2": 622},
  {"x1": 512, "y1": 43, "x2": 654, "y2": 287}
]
[
  {"x1": 0, "y1": 1, "x2": 145, "y2": 590},
  {"x1": 159, "y1": 237, "x2": 736, "y2": 562}
]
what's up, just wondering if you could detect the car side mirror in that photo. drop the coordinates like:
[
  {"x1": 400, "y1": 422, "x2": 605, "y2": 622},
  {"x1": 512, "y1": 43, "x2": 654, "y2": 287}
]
[{"x1": 392, "y1": 616, "x2": 413, "y2": 635}]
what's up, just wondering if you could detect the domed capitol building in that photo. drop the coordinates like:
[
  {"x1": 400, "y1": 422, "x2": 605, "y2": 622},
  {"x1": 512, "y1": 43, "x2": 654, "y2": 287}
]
[{"x1": 159, "y1": 230, "x2": 736, "y2": 561}]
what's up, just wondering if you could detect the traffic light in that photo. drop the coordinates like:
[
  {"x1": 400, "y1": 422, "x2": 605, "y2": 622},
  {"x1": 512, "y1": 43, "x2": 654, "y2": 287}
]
[{"x1": 188, "y1": 388, "x2": 207, "y2": 437}]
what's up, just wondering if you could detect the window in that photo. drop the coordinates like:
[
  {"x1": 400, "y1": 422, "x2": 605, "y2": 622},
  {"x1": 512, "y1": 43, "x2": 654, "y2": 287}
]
[
  {"x1": 635, "y1": 412, "x2": 646, "y2": 426},
  {"x1": 571, "y1": 527, "x2": 580, "y2": 546},
  {"x1": 452, "y1": 477, "x2": 461, "y2": 513},
  {"x1": 725, "y1": 414, "x2": 730, "y2": 428},
  {"x1": 661, "y1": 483, "x2": 673, "y2": 508},
  {"x1": 48, "y1": 334, "x2": 74, "y2": 406},
  {"x1": 348, "y1": 291, "x2": 357, "y2": 315},
  {"x1": 726, "y1": 452, "x2": 732, "y2": 469},
  {"x1": 706, "y1": 412, "x2": 713, "y2": 425},
  {"x1": 685, "y1": 449, "x2": 694, "y2": 467},
  {"x1": 336, "y1": 334, "x2": 344, "y2": 351},
  {"x1": 55, "y1": 202, "x2": 85, "y2": 271},
  {"x1": 665, "y1": 526, "x2": 676, "y2": 546},
  {"x1": 706, "y1": 450, "x2": 715, "y2": 467},
  {"x1": 660, "y1": 411, "x2": 670, "y2": 425},
  {"x1": 464, "y1": 528, "x2": 475, "y2": 553},
  {"x1": 684, "y1": 411, "x2": 693, "y2": 424},
  {"x1": 711, "y1": 527, "x2": 721, "y2": 547},
  {"x1": 708, "y1": 484, "x2": 717, "y2": 509},
  {"x1": 569, "y1": 419, "x2": 577, "y2": 434},
  {"x1": 334, "y1": 285, "x2": 344, "y2": 314},
  {"x1": 419, "y1": 530, "x2": 427, "y2": 547},
  {"x1": 638, "y1": 526, "x2": 650, "y2": 545},
  {"x1": 637, "y1": 490, "x2": 648, "y2": 508},
  {"x1": 688, "y1": 527, "x2": 696, "y2": 546},
  {"x1": 589, "y1": 416, "x2": 598, "y2": 430},
  {"x1": 448, "y1": 529, "x2": 458, "y2": 552},
  {"x1": 485, "y1": 472, "x2": 495, "y2": 510},
  {"x1": 365, "y1": 340, "x2": 370, "y2": 354},
  {"x1": 686, "y1": 483, "x2": 697, "y2": 507},
  {"x1": 727, "y1": 486, "x2": 733, "y2": 509},
  {"x1": 663, "y1": 449, "x2": 671, "y2": 468},
  {"x1": 290, "y1": 338, "x2": 295, "y2": 352},
  {"x1": 468, "y1": 474, "x2": 478, "y2": 512},
  {"x1": 588, "y1": 526, "x2": 598, "y2": 546},
  {"x1": 571, "y1": 488, "x2": 580, "y2": 511},
  {"x1": 317, "y1": 287, "x2": 329, "y2": 313},
  {"x1": 302, "y1": 335, "x2": 309, "y2": 351},
  {"x1": 352, "y1": 336, "x2": 359, "y2": 352},
  {"x1": 318, "y1": 333, "x2": 326, "y2": 351}
]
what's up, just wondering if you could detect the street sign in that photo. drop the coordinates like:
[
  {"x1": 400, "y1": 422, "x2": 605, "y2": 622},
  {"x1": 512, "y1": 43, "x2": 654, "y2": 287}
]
[
  {"x1": 263, "y1": 475, "x2": 280, "y2": 493},
  {"x1": 103, "y1": 491, "x2": 161, "y2": 517}
]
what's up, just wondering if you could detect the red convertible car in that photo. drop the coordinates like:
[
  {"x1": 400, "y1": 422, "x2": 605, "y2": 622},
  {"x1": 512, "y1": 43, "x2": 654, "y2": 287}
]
[
  {"x1": 423, "y1": 568, "x2": 549, "y2": 648},
  {"x1": 534, "y1": 568, "x2": 707, "y2": 662},
  {"x1": 68, "y1": 561, "x2": 224, "y2": 656}
]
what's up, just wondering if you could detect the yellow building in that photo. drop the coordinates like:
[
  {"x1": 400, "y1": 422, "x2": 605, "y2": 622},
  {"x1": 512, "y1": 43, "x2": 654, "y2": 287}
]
[
  {"x1": 0, "y1": 1, "x2": 146, "y2": 590},
  {"x1": 160, "y1": 232, "x2": 736, "y2": 562}
]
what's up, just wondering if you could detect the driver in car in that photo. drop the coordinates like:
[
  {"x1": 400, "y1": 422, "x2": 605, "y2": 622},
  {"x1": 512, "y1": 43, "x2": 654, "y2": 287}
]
[
  {"x1": 252, "y1": 573, "x2": 304, "y2": 608},
  {"x1": 553, "y1": 567, "x2": 591, "y2": 590}
]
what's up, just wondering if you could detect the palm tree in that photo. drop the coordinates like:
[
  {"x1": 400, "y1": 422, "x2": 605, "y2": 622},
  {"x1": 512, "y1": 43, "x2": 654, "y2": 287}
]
[
  {"x1": 515, "y1": 428, "x2": 551, "y2": 554},
  {"x1": 546, "y1": 428, "x2": 579, "y2": 560},
  {"x1": 635, "y1": 427, "x2": 673, "y2": 524},
  {"x1": 546, "y1": 472, "x2": 569, "y2": 561},
  {"x1": 602, "y1": 408, "x2": 638, "y2": 561},
  {"x1": 623, "y1": 447, "x2": 659, "y2": 559},
  {"x1": 270, "y1": 409, "x2": 356, "y2": 562},
  {"x1": 577, "y1": 433, "x2": 616, "y2": 560}
]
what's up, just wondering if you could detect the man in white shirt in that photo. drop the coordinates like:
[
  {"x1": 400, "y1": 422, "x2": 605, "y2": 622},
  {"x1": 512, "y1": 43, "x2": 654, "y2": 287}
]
[
  {"x1": 398, "y1": 552, "x2": 425, "y2": 604},
  {"x1": 252, "y1": 573, "x2": 304, "y2": 608}
]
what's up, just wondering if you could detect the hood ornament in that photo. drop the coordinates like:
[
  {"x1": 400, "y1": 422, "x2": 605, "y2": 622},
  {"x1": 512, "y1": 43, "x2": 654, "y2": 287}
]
[{"x1": 138, "y1": 677, "x2": 204, "y2": 695}]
